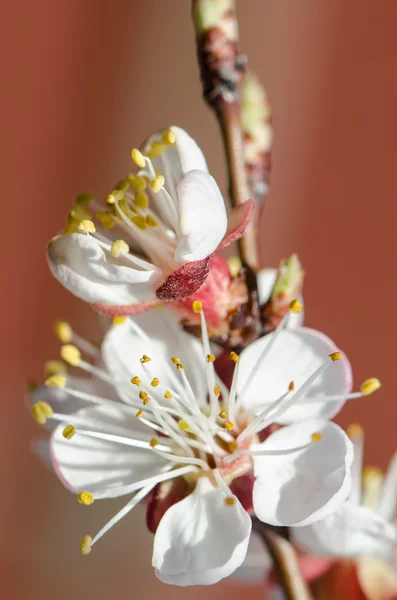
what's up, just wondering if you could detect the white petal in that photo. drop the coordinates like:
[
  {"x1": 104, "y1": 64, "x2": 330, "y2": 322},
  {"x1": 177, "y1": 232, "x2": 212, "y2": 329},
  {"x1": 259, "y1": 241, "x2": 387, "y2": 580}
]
[
  {"x1": 101, "y1": 308, "x2": 208, "y2": 405},
  {"x1": 142, "y1": 126, "x2": 208, "y2": 200},
  {"x1": 253, "y1": 420, "x2": 354, "y2": 527},
  {"x1": 152, "y1": 477, "x2": 252, "y2": 586},
  {"x1": 174, "y1": 170, "x2": 228, "y2": 263},
  {"x1": 292, "y1": 502, "x2": 397, "y2": 561},
  {"x1": 50, "y1": 403, "x2": 168, "y2": 498},
  {"x1": 238, "y1": 328, "x2": 352, "y2": 423},
  {"x1": 47, "y1": 233, "x2": 160, "y2": 305},
  {"x1": 257, "y1": 267, "x2": 304, "y2": 328}
]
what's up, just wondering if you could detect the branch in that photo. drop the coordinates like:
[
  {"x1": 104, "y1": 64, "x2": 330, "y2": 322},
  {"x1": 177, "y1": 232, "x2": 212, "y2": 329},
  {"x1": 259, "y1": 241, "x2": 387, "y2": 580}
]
[
  {"x1": 191, "y1": 0, "x2": 259, "y2": 272},
  {"x1": 252, "y1": 518, "x2": 314, "y2": 600}
]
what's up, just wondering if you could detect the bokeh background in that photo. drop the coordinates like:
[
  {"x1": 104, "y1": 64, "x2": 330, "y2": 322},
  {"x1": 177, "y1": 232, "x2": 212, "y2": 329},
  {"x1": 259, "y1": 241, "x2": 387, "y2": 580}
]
[{"x1": 2, "y1": 0, "x2": 397, "y2": 598}]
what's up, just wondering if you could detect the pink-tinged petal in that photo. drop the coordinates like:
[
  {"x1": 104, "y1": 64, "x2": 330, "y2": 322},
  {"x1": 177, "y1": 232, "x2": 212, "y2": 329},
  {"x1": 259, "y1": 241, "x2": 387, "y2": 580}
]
[
  {"x1": 146, "y1": 477, "x2": 192, "y2": 534},
  {"x1": 91, "y1": 299, "x2": 160, "y2": 317},
  {"x1": 174, "y1": 170, "x2": 227, "y2": 263},
  {"x1": 155, "y1": 254, "x2": 213, "y2": 300},
  {"x1": 219, "y1": 199, "x2": 255, "y2": 249}
]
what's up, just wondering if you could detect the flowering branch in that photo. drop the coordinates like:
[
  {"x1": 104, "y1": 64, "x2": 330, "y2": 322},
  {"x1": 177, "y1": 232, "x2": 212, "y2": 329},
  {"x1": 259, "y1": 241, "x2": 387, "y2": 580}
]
[
  {"x1": 191, "y1": 0, "x2": 259, "y2": 272},
  {"x1": 252, "y1": 519, "x2": 314, "y2": 600}
]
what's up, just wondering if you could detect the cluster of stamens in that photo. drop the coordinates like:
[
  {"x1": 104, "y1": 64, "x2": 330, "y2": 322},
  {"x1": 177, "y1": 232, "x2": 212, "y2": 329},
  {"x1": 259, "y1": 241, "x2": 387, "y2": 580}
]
[{"x1": 30, "y1": 300, "x2": 382, "y2": 555}]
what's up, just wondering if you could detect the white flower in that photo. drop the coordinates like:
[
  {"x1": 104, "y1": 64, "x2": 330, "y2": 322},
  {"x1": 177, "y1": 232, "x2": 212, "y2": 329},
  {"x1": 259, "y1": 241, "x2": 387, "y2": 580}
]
[
  {"x1": 31, "y1": 303, "x2": 365, "y2": 586},
  {"x1": 47, "y1": 126, "x2": 253, "y2": 317},
  {"x1": 292, "y1": 424, "x2": 397, "y2": 564}
]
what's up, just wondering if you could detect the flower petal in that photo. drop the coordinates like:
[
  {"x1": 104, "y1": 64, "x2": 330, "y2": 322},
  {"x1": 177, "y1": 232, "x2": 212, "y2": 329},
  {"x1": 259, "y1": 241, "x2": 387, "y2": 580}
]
[
  {"x1": 174, "y1": 170, "x2": 227, "y2": 263},
  {"x1": 253, "y1": 420, "x2": 354, "y2": 527},
  {"x1": 101, "y1": 309, "x2": 208, "y2": 404},
  {"x1": 156, "y1": 254, "x2": 213, "y2": 300},
  {"x1": 152, "y1": 477, "x2": 252, "y2": 586},
  {"x1": 50, "y1": 403, "x2": 168, "y2": 497},
  {"x1": 47, "y1": 233, "x2": 160, "y2": 305},
  {"x1": 218, "y1": 200, "x2": 254, "y2": 249},
  {"x1": 238, "y1": 327, "x2": 352, "y2": 423},
  {"x1": 292, "y1": 502, "x2": 397, "y2": 561}
]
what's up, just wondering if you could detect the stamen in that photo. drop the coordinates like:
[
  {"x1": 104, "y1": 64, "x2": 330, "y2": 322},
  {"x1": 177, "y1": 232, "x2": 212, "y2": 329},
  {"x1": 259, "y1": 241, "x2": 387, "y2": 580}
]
[
  {"x1": 151, "y1": 378, "x2": 160, "y2": 387},
  {"x1": 219, "y1": 410, "x2": 227, "y2": 419},
  {"x1": 139, "y1": 391, "x2": 150, "y2": 405},
  {"x1": 289, "y1": 299, "x2": 303, "y2": 314},
  {"x1": 150, "y1": 175, "x2": 165, "y2": 193},
  {"x1": 133, "y1": 191, "x2": 149, "y2": 209},
  {"x1": 80, "y1": 535, "x2": 92, "y2": 556},
  {"x1": 146, "y1": 215, "x2": 158, "y2": 227},
  {"x1": 136, "y1": 410, "x2": 144, "y2": 418},
  {"x1": 112, "y1": 316, "x2": 127, "y2": 325},
  {"x1": 128, "y1": 174, "x2": 147, "y2": 191},
  {"x1": 96, "y1": 211, "x2": 116, "y2": 229},
  {"x1": 78, "y1": 491, "x2": 94, "y2": 505},
  {"x1": 214, "y1": 385, "x2": 221, "y2": 397},
  {"x1": 131, "y1": 376, "x2": 141, "y2": 386},
  {"x1": 207, "y1": 354, "x2": 215, "y2": 363},
  {"x1": 148, "y1": 143, "x2": 167, "y2": 158},
  {"x1": 45, "y1": 360, "x2": 67, "y2": 376},
  {"x1": 361, "y1": 378, "x2": 381, "y2": 395},
  {"x1": 45, "y1": 374, "x2": 66, "y2": 388},
  {"x1": 362, "y1": 466, "x2": 384, "y2": 510},
  {"x1": 225, "y1": 435, "x2": 319, "y2": 463},
  {"x1": 62, "y1": 425, "x2": 76, "y2": 439},
  {"x1": 140, "y1": 355, "x2": 151, "y2": 363},
  {"x1": 31, "y1": 401, "x2": 53, "y2": 424},
  {"x1": 111, "y1": 240, "x2": 129, "y2": 257},
  {"x1": 60, "y1": 344, "x2": 81, "y2": 367},
  {"x1": 162, "y1": 129, "x2": 176, "y2": 145},
  {"x1": 230, "y1": 351, "x2": 239, "y2": 364},
  {"x1": 225, "y1": 421, "x2": 235, "y2": 431},
  {"x1": 164, "y1": 390, "x2": 172, "y2": 399},
  {"x1": 224, "y1": 497, "x2": 236, "y2": 506},
  {"x1": 55, "y1": 320, "x2": 72, "y2": 343},
  {"x1": 131, "y1": 149, "x2": 146, "y2": 168},
  {"x1": 171, "y1": 357, "x2": 181, "y2": 364}
]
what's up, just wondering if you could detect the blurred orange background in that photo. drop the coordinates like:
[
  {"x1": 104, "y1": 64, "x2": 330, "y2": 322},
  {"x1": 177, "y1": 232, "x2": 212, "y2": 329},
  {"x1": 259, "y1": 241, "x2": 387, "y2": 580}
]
[{"x1": 2, "y1": 1, "x2": 397, "y2": 598}]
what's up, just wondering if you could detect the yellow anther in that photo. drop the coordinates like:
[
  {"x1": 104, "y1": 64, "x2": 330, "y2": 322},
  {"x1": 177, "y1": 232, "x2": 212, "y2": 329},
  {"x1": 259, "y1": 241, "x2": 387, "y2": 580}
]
[
  {"x1": 178, "y1": 420, "x2": 190, "y2": 431},
  {"x1": 329, "y1": 351, "x2": 341, "y2": 362},
  {"x1": 228, "y1": 442, "x2": 237, "y2": 453},
  {"x1": 219, "y1": 410, "x2": 227, "y2": 419},
  {"x1": 176, "y1": 363, "x2": 184, "y2": 371},
  {"x1": 289, "y1": 381, "x2": 295, "y2": 391},
  {"x1": 150, "y1": 175, "x2": 165, "y2": 193},
  {"x1": 55, "y1": 320, "x2": 73, "y2": 343},
  {"x1": 214, "y1": 385, "x2": 221, "y2": 397},
  {"x1": 112, "y1": 315, "x2": 127, "y2": 325},
  {"x1": 148, "y1": 142, "x2": 167, "y2": 158},
  {"x1": 96, "y1": 211, "x2": 116, "y2": 229},
  {"x1": 225, "y1": 421, "x2": 235, "y2": 431},
  {"x1": 140, "y1": 355, "x2": 151, "y2": 363},
  {"x1": 36, "y1": 401, "x2": 53, "y2": 418},
  {"x1": 363, "y1": 466, "x2": 383, "y2": 483},
  {"x1": 136, "y1": 410, "x2": 144, "y2": 418},
  {"x1": 78, "y1": 219, "x2": 96, "y2": 234},
  {"x1": 45, "y1": 360, "x2": 67, "y2": 376},
  {"x1": 111, "y1": 239, "x2": 129, "y2": 258},
  {"x1": 227, "y1": 255, "x2": 242, "y2": 277},
  {"x1": 128, "y1": 174, "x2": 147, "y2": 191},
  {"x1": 45, "y1": 374, "x2": 66, "y2": 388},
  {"x1": 78, "y1": 491, "x2": 94, "y2": 505},
  {"x1": 289, "y1": 298, "x2": 303, "y2": 314},
  {"x1": 162, "y1": 129, "x2": 176, "y2": 145},
  {"x1": 151, "y1": 378, "x2": 160, "y2": 387},
  {"x1": 106, "y1": 190, "x2": 124, "y2": 205},
  {"x1": 130, "y1": 215, "x2": 147, "y2": 230},
  {"x1": 80, "y1": 535, "x2": 92, "y2": 556},
  {"x1": 130, "y1": 376, "x2": 141, "y2": 386},
  {"x1": 61, "y1": 344, "x2": 81, "y2": 367},
  {"x1": 150, "y1": 437, "x2": 159, "y2": 448},
  {"x1": 360, "y1": 378, "x2": 381, "y2": 396},
  {"x1": 146, "y1": 215, "x2": 158, "y2": 227},
  {"x1": 224, "y1": 497, "x2": 235, "y2": 506},
  {"x1": 164, "y1": 390, "x2": 173, "y2": 399},
  {"x1": 171, "y1": 357, "x2": 181, "y2": 364},
  {"x1": 139, "y1": 391, "x2": 150, "y2": 404},
  {"x1": 62, "y1": 425, "x2": 76, "y2": 440},
  {"x1": 32, "y1": 403, "x2": 47, "y2": 425},
  {"x1": 311, "y1": 432, "x2": 323, "y2": 442},
  {"x1": 347, "y1": 423, "x2": 364, "y2": 440},
  {"x1": 133, "y1": 190, "x2": 149, "y2": 209},
  {"x1": 131, "y1": 148, "x2": 146, "y2": 168},
  {"x1": 206, "y1": 353, "x2": 215, "y2": 363},
  {"x1": 192, "y1": 300, "x2": 202, "y2": 313},
  {"x1": 230, "y1": 351, "x2": 239, "y2": 364}
]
